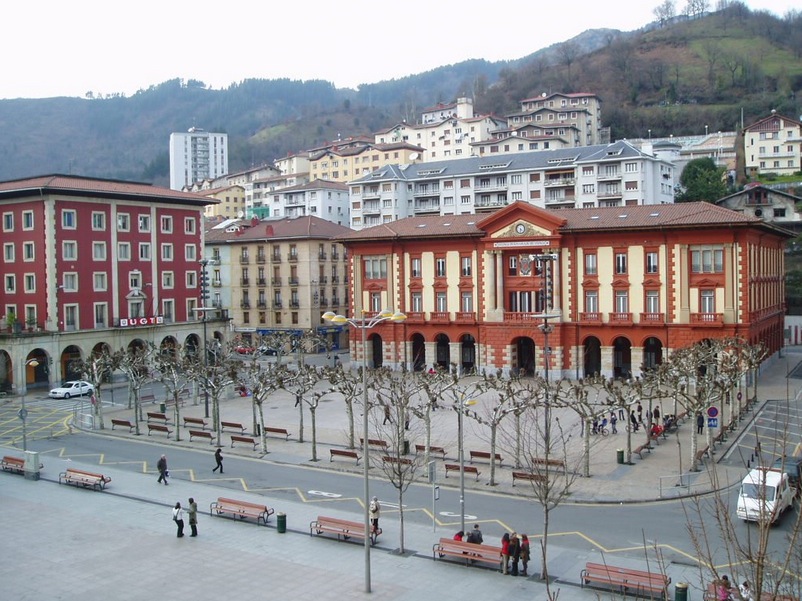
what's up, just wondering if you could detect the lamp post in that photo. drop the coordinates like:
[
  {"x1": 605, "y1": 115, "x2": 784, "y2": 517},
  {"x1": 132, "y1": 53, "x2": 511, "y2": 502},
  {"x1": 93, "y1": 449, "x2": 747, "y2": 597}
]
[
  {"x1": 323, "y1": 309, "x2": 407, "y2": 594},
  {"x1": 457, "y1": 398, "x2": 477, "y2": 535},
  {"x1": 21, "y1": 359, "x2": 40, "y2": 452},
  {"x1": 534, "y1": 253, "x2": 558, "y2": 452}
]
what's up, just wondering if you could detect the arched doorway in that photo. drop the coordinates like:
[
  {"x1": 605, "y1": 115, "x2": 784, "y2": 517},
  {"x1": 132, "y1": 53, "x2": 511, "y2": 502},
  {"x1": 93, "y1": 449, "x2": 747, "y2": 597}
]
[
  {"x1": 435, "y1": 334, "x2": 450, "y2": 369},
  {"x1": 613, "y1": 337, "x2": 632, "y2": 379},
  {"x1": 460, "y1": 334, "x2": 476, "y2": 373},
  {"x1": 0, "y1": 350, "x2": 12, "y2": 393},
  {"x1": 90, "y1": 343, "x2": 114, "y2": 383},
  {"x1": 25, "y1": 349, "x2": 50, "y2": 388},
  {"x1": 160, "y1": 336, "x2": 178, "y2": 357},
  {"x1": 513, "y1": 336, "x2": 535, "y2": 377},
  {"x1": 583, "y1": 336, "x2": 602, "y2": 378},
  {"x1": 411, "y1": 333, "x2": 426, "y2": 371},
  {"x1": 370, "y1": 333, "x2": 383, "y2": 368},
  {"x1": 643, "y1": 337, "x2": 663, "y2": 370},
  {"x1": 184, "y1": 334, "x2": 200, "y2": 357},
  {"x1": 61, "y1": 345, "x2": 83, "y2": 381}
]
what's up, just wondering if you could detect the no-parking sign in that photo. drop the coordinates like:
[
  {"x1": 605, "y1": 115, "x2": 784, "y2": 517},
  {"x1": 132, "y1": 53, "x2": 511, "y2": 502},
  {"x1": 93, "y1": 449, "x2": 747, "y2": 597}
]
[{"x1": 707, "y1": 406, "x2": 719, "y2": 418}]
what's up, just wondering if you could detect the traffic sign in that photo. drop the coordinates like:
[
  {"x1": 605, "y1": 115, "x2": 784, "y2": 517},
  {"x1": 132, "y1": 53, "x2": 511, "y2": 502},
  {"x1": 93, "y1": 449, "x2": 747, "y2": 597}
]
[
  {"x1": 18, "y1": 408, "x2": 28, "y2": 421},
  {"x1": 707, "y1": 406, "x2": 719, "y2": 418},
  {"x1": 707, "y1": 417, "x2": 718, "y2": 428}
]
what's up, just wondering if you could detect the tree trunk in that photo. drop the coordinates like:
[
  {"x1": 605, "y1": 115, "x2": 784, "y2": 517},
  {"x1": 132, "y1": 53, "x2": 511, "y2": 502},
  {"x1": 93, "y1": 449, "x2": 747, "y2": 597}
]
[
  {"x1": 310, "y1": 405, "x2": 318, "y2": 461},
  {"x1": 297, "y1": 394, "x2": 305, "y2": 443}
]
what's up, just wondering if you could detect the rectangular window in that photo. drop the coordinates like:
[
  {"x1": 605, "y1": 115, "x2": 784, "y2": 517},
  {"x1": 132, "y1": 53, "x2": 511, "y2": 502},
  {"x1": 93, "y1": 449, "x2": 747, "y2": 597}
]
[
  {"x1": 92, "y1": 212, "x2": 106, "y2": 230},
  {"x1": 184, "y1": 244, "x2": 196, "y2": 261},
  {"x1": 138, "y1": 214, "x2": 151, "y2": 232},
  {"x1": 411, "y1": 258, "x2": 422, "y2": 278},
  {"x1": 615, "y1": 253, "x2": 627, "y2": 275},
  {"x1": 117, "y1": 213, "x2": 130, "y2": 231},
  {"x1": 615, "y1": 290, "x2": 629, "y2": 313},
  {"x1": 370, "y1": 292, "x2": 382, "y2": 312},
  {"x1": 585, "y1": 290, "x2": 598, "y2": 313},
  {"x1": 64, "y1": 304, "x2": 79, "y2": 331},
  {"x1": 436, "y1": 292, "x2": 447, "y2": 312},
  {"x1": 3, "y1": 243, "x2": 14, "y2": 262},
  {"x1": 24, "y1": 274, "x2": 35, "y2": 293},
  {"x1": 2, "y1": 212, "x2": 13, "y2": 231},
  {"x1": 4, "y1": 275, "x2": 15, "y2": 293},
  {"x1": 129, "y1": 272, "x2": 141, "y2": 289},
  {"x1": 94, "y1": 303, "x2": 107, "y2": 328},
  {"x1": 139, "y1": 243, "x2": 151, "y2": 260},
  {"x1": 63, "y1": 272, "x2": 78, "y2": 292},
  {"x1": 645, "y1": 252, "x2": 658, "y2": 274},
  {"x1": 411, "y1": 292, "x2": 423, "y2": 312},
  {"x1": 508, "y1": 255, "x2": 517, "y2": 276},
  {"x1": 585, "y1": 253, "x2": 597, "y2": 275},
  {"x1": 161, "y1": 244, "x2": 173, "y2": 261},
  {"x1": 364, "y1": 258, "x2": 387, "y2": 279},
  {"x1": 186, "y1": 271, "x2": 197, "y2": 288},
  {"x1": 62, "y1": 241, "x2": 77, "y2": 260},
  {"x1": 162, "y1": 299, "x2": 174, "y2": 321},
  {"x1": 700, "y1": 289, "x2": 715, "y2": 313},
  {"x1": 118, "y1": 242, "x2": 131, "y2": 260},
  {"x1": 161, "y1": 215, "x2": 173, "y2": 233},
  {"x1": 93, "y1": 242, "x2": 107, "y2": 261},
  {"x1": 162, "y1": 271, "x2": 174, "y2": 289},
  {"x1": 461, "y1": 256, "x2": 472, "y2": 277},
  {"x1": 691, "y1": 248, "x2": 724, "y2": 273},
  {"x1": 62, "y1": 210, "x2": 77, "y2": 229},
  {"x1": 23, "y1": 242, "x2": 35, "y2": 261},
  {"x1": 22, "y1": 211, "x2": 34, "y2": 230},
  {"x1": 645, "y1": 290, "x2": 660, "y2": 313},
  {"x1": 436, "y1": 258, "x2": 447, "y2": 277},
  {"x1": 461, "y1": 292, "x2": 473, "y2": 312},
  {"x1": 184, "y1": 217, "x2": 196, "y2": 234},
  {"x1": 93, "y1": 272, "x2": 107, "y2": 291}
]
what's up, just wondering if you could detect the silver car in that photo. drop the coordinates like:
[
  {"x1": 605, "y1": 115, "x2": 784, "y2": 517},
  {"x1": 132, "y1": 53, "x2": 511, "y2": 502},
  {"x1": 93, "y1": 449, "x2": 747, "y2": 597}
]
[{"x1": 48, "y1": 380, "x2": 94, "y2": 399}]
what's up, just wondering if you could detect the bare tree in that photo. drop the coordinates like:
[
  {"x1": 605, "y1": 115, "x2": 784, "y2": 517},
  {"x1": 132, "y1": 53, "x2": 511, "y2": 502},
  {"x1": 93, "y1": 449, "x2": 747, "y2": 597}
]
[
  {"x1": 238, "y1": 357, "x2": 284, "y2": 454},
  {"x1": 653, "y1": 0, "x2": 677, "y2": 26},
  {"x1": 152, "y1": 345, "x2": 194, "y2": 439},
  {"x1": 70, "y1": 347, "x2": 122, "y2": 430},
  {"x1": 188, "y1": 342, "x2": 240, "y2": 442},
  {"x1": 326, "y1": 363, "x2": 362, "y2": 449},
  {"x1": 117, "y1": 343, "x2": 153, "y2": 434}
]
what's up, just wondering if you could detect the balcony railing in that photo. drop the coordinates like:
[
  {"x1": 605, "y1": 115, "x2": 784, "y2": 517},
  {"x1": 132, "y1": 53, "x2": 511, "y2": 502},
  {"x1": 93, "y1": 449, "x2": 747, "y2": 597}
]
[
  {"x1": 212, "y1": 280, "x2": 222, "y2": 287},
  {"x1": 256, "y1": 254, "x2": 266, "y2": 264},
  {"x1": 257, "y1": 301, "x2": 267, "y2": 309},
  {"x1": 290, "y1": 301, "x2": 300, "y2": 308},
  {"x1": 288, "y1": 277, "x2": 299, "y2": 285},
  {"x1": 455, "y1": 311, "x2": 476, "y2": 324},
  {"x1": 690, "y1": 312, "x2": 724, "y2": 325},
  {"x1": 318, "y1": 252, "x2": 327, "y2": 260},
  {"x1": 579, "y1": 312, "x2": 602, "y2": 323},
  {"x1": 240, "y1": 255, "x2": 250, "y2": 264},
  {"x1": 429, "y1": 311, "x2": 450, "y2": 323},
  {"x1": 240, "y1": 278, "x2": 250, "y2": 286},
  {"x1": 273, "y1": 301, "x2": 283, "y2": 308},
  {"x1": 240, "y1": 300, "x2": 251, "y2": 309},
  {"x1": 319, "y1": 276, "x2": 328, "y2": 284},
  {"x1": 404, "y1": 311, "x2": 425, "y2": 324},
  {"x1": 331, "y1": 276, "x2": 340, "y2": 284},
  {"x1": 257, "y1": 278, "x2": 267, "y2": 286},
  {"x1": 287, "y1": 253, "x2": 298, "y2": 262},
  {"x1": 271, "y1": 254, "x2": 282, "y2": 263},
  {"x1": 271, "y1": 277, "x2": 282, "y2": 286},
  {"x1": 639, "y1": 312, "x2": 665, "y2": 324},
  {"x1": 608, "y1": 312, "x2": 632, "y2": 324}
]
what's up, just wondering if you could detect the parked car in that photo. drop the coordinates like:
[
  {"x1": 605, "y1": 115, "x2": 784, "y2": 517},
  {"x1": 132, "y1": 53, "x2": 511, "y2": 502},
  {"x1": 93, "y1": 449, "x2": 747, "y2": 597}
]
[
  {"x1": 736, "y1": 468, "x2": 794, "y2": 524},
  {"x1": 49, "y1": 380, "x2": 94, "y2": 399},
  {"x1": 234, "y1": 345, "x2": 255, "y2": 355},
  {"x1": 771, "y1": 456, "x2": 802, "y2": 496}
]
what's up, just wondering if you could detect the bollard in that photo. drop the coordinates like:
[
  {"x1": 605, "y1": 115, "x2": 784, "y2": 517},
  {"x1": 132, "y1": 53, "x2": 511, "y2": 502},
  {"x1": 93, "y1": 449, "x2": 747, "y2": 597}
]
[
  {"x1": 675, "y1": 582, "x2": 688, "y2": 601},
  {"x1": 276, "y1": 512, "x2": 286, "y2": 533}
]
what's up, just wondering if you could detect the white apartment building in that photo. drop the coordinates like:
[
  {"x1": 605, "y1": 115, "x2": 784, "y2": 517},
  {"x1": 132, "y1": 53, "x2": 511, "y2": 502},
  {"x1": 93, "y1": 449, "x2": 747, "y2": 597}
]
[
  {"x1": 265, "y1": 179, "x2": 350, "y2": 226},
  {"x1": 500, "y1": 92, "x2": 606, "y2": 147},
  {"x1": 743, "y1": 111, "x2": 802, "y2": 177},
  {"x1": 169, "y1": 128, "x2": 229, "y2": 191},
  {"x1": 374, "y1": 97, "x2": 505, "y2": 162},
  {"x1": 349, "y1": 140, "x2": 674, "y2": 229}
]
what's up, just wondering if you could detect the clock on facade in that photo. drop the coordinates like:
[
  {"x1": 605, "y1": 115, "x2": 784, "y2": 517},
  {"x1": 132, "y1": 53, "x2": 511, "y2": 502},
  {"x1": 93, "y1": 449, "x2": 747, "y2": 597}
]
[{"x1": 515, "y1": 223, "x2": 526, "y2": 234}]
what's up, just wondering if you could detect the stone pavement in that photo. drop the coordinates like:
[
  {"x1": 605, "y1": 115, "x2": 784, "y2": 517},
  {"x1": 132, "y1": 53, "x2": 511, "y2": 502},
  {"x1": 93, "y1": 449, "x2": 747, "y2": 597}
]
[{"x1": 1, "y1": 348, "x2": 800, "y2": 600}]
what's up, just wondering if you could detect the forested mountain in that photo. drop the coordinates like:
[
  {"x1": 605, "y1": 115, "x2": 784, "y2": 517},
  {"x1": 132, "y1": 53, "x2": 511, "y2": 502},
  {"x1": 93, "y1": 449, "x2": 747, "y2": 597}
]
[{"x1": 0, "y1": 3, "x2": 799, "y2": 187}]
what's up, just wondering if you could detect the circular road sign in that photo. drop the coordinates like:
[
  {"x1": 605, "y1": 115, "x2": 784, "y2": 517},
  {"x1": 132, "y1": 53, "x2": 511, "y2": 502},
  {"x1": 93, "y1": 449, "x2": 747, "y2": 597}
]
[{"x1": 706, "y1": 406, "x2": 719, "y2": 418}]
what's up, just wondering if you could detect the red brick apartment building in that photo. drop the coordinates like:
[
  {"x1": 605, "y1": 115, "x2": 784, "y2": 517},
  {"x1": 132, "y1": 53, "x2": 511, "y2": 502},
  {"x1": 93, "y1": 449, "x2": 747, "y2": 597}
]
[
  {"x1": 336, "y1": 201, "x2": 789, "y2": 378},
  {"x1": 0, "y1": 175, "x2": 225, "y2": 393}
]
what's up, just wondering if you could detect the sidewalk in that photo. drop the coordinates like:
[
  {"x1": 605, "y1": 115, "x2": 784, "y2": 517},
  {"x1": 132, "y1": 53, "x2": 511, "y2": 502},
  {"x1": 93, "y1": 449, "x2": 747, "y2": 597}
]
[{"x1": 1, "y1": 349, "x2": 798, "y2": 600}]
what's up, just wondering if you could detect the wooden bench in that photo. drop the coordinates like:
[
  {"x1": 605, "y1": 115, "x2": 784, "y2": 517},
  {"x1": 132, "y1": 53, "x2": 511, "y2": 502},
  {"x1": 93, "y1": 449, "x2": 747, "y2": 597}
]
[
  {"x1": 580, "y1": 561, "x2": 670, "y2": 599},
  {"x1": 445, "y1": 463, "x2": 480, "y2": 481},
  {"x1": 147, "y1": 423, "x2": 172, "y2": 438},
  {"x1": 265, "y1": 426, "x2": 291, "y2": 440},
  {"x1": 58, "y1": 468, "x2": 111, "y2": 491},
  {"x1": 469, "y1": 450, "x2": 503, "y2": 466},
  {"x1": 695, "y1": 445, "x2": 710, "y2": 465},
  {"x1": 415, "y1": 444, "x2": 447, "y2": 459},
  {"x1": 210, "y1": 497, "x2": 274, "y2": 526},
  {"x1": 310, "y1": 515, "x2": 381, "y2": 545},
  {"x1": 221, "y1": 421, "x2": 246, "y2": 435},
  {"x1": 146, "y1": 412, "x2": 169, "y2": 424},
  {"x1": 512, "y1": 471, "x2": 547, "y2": 486},
  {"x1": 183, "y1": 416, "x2": 208, "y2": 430},
  {"x1": 111, "y1": 418, "x2": 135, "y2": 432},
  {"x1": 330, "y1": 449, "x2": 361, "y2": 465},
  {"x1": 189, "y1": 430, "x2": 215, "y2": 444},
  {"x1": 432, "y1": 537, "x2": 502, "y2": 569},
  {"x1": 141, "y1": 394, "x2": 156, "y2": 404},
  {"x1": 634, "y1": 444, "x2": 651, "y2": 459},
  {"x1": 165, "y1": 396, "x2": 186, "y2": 408},
  {"x1": 230, "y1": 435, "x2": 257, "y2": 450},
  {"x1": 1, "y1": 455, "x2": 25, "y2": 474},
  {"x1": 533, "y1": 457, "x2": 565, "y2": 471},
  {"x1": 359, "y1": 437, "x2": 389, "y2": 450},
  {"x1": 382, "y1": 455, "x2": 413, "y2": 466},
  {"x1": 713, "y1": 430, "x2": 727, "y2": 446}
]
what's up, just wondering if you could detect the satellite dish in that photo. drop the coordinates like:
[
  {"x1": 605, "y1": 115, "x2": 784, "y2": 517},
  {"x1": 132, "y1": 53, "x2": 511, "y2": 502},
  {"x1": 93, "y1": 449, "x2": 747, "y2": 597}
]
[
  {"x1": 238, "y1": 211, "x2": 245, "y2": 218},
  {"x1": 409, "y1": 152, "x2": 420, "y2": 162}
]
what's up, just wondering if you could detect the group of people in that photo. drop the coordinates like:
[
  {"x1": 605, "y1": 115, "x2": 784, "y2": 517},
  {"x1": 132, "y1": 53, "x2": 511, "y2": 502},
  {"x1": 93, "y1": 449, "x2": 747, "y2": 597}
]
[
  {"x1": 500, "y1": 531, "x2": 531, "y2": 576},
  {"x1": 716, "y1": 575, "x2": 754, "y2": 601},
  {"x1": 171, "y1": 498, "x2": 198, "y2": 537}
]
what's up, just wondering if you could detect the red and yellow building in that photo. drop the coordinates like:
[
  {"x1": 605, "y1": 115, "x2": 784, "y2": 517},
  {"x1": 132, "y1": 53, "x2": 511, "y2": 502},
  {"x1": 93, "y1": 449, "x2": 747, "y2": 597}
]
[{"x1": 336, "y1": 201, "x2": 789, "y2": 378}]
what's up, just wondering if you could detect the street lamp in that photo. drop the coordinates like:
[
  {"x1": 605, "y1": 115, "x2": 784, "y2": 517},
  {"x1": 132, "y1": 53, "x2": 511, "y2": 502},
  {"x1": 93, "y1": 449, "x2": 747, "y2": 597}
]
[
  {"x1": 456, "y1": 398, "x2": 477, "y2": 535},
  {"x1": 322, "y1": 309, "x2": 407, "y2": 594},
  {"x1": 21, "y1": 359, "x2": 40, "y2": 452},
  {"x1": 534, "y1": 253, "x2": 559, "y2": 454},
  {"x1": 199, "y1": 258, "x2": 210, "y2": 418}
]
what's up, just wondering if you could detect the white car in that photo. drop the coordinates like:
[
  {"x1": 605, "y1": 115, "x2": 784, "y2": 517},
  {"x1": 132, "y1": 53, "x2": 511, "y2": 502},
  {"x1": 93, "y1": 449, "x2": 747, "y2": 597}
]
[
  {"x1": 736, "y1": 468, "x2": 794, "y2": 524},
  {"x1": 48, "y1": 380, "x2": 94, "y2": 399}
]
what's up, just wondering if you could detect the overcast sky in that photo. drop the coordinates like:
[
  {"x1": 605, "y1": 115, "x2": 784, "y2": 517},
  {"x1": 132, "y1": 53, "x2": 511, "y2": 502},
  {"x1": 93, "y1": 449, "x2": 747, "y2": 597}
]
[{"x1": 0, "y1": 0, "x2": 795, "y2": 100}]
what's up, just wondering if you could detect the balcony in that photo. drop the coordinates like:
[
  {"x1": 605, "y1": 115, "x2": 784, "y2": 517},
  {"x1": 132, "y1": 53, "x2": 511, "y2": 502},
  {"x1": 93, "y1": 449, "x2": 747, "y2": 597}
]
[
  {"x1": 331, "y1": 298, "x2": 340, "y2": 306},
  {"x1": 404, "y1": 311, "x2": 425, "y2": 324},
  {"x1": 257, "y1": 301, "x2": 267, "y2": 309},
  {"x1": 331, "y1": 276, "x2": 339, "y2": 284},
  {"x1": 320, "y1": 298, "x2": 329, "y2": 307},
  {"x1": 331, "y1": 252, "x2": 339, "y2": 260},
  {"x1": 240, "y1": 278, "x2": 250, "y2": 286},
  {"x1": 318, "y1": 252, "x2": 327, "y2": 260},
  {"x1": 474, "y1": 198, "x2": 509, "y2": 209},
  {"x1": 690, "y1": 313, "x2": 724, "y2": 326},
  {"x1": 640, "y1": 312, "x2": 665, "y2": 324},
  {"x1": 597, "y1": 188, "x2": 622, "y2": 199},
  {"x1": 240, "y1": 300, "x2": 251, "y2": 309},
  {"x1": 211, "y1": 279, "x2": 222, "y2": 288},
  {"x1": 455, "y1": 311, "x2": 476, "y2": 324},
  {"x1": 287, "y1": 253, "x2": 298, "y2": 262},
  {"x1": 318, "y1": 276, "x2": 328, "y2": 284},
  {"x1": 544, "y1": 177, "x2": 576, "y2": 188},
  {"x1": 271, "y1": 254, "x2": 282, "y2": 263},
  {"x1": 290, "y1": 301, "x2": 300, "y2": 308},
  {"x1": 608, "y1": 312, "x2": 633, "y2": 324},
  {"x1": 288, "y1": 277, "x2": 300, "y2": 285},
  {"x1": 257, "y1": 278, "x2": 267, "y2": 286},
  {"x1": 597, "y1": 170, "x2": 621, "y2": 181},
  {"x1": 256, "y1": 254, "x2": 266, "y2": 264},
  {"x1": 240, "y1": 255, "x2": 250, "y2": 264},
  {"x1": 579, "y1": 312, "x2": 602, "y2": 323},
  {"x1": 414, "y1": 200, "x2": 441, "y2": 213},
  {"x1": 429, "y1": 311, "x2": 450, "y2": 323},
  {"x1": 363, "y1": 202, "x2": 381, "y2": 215},
  {"x1": 271, "y1": 277, "x2": 282, "y2": 286},
  {"x1": 273, "y1": 301, "x2": 283, "y2": 309}
]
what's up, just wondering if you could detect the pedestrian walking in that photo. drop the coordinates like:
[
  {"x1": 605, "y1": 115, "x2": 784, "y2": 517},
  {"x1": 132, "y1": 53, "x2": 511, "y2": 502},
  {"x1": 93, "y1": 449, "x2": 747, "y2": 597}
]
[
  {"x1": 508, "y1": 533, "x2": 520, "y2": 576},
  {"x1": 188, "y1": 497, "x2": 198, "y2": 537},
  {"x1": 157, "y1": 454, "x2": 169, "y2": 485},
  {"x1": 212, "y1": 448, "x2": 223, "y2": 473},
  {"x1": 172, "y1": 502, "x2": 184, "y2": 537},
  {"x1": 466, "y1": 523, "x2": 483, "y2": 544},
  {"x1": 618, "y1": 406, "x2": 625, "y2": 420},
  {"x1": 697, "y1": 412, "x2": 704, "y2": 435},
  {"x1": 636, "y1": 400, "x2": 643, "y2": 423},
  {"x1": 653, "y1": 405, "x2": 661, "y2": 422},
  {"x1": 610, "y1": 412, "x2": 618, "y2": 434},
  {"x1": 630, "y1": 410, "x2": 639, "y2": 432},
  {"x1": 500, "y1": 533, "x2": 511, "y2": 574},
  {"x1": 382, "y1": 404, "x2": 392, "y2": 425},
  {"x1": 369, "y1": 496, "x2": 381, "y2": 533},
  {"x1": 520, "y1": 534, "x2": 530, "y2": 576}
]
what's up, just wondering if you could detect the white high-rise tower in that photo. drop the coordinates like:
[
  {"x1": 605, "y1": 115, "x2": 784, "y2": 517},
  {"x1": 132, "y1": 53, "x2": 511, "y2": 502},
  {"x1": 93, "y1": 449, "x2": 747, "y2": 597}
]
[{"x1": 169, "y1": 127, "x2": 229, "y2": 190}]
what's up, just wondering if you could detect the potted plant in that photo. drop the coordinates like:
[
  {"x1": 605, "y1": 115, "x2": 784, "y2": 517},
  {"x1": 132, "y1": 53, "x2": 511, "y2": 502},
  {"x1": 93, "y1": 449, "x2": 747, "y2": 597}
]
[
  {"x1": 6, "y1": 313, "x2": 21, "y2": 334},
  {"x1": 26, "y1": 317, "x2": 37, "y2": 332}
]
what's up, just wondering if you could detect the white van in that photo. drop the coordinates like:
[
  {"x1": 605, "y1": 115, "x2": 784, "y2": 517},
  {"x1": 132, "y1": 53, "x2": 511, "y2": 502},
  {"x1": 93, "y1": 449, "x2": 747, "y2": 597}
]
[{"x1": 736, "y1": 468, "x2": 794, "y2": 524}]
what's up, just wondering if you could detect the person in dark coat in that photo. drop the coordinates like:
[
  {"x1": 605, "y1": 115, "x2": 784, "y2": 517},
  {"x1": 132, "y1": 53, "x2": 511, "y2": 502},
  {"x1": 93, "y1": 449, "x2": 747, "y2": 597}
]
[
  {"x1": 501, "y1": 533, "x2": 511, "y2": 574},
  {"x1": 187, "y1": 498, "x2": 198, "y2": 537},
  {"x1": 212, "y1": 448, "x2": 224, "y2": 473},
  {"x1": 508, "y1": 533, "x2": 520, "y2": 576},
  {"x1": 697, "y1": 412, "x2": 705, "y2": 435},
  {"x1": 157, "y1": 454, "x2": 169, "y2": 485},
  {"x1": 520, "y1": 534, "x2": 531, "y2": 576}
]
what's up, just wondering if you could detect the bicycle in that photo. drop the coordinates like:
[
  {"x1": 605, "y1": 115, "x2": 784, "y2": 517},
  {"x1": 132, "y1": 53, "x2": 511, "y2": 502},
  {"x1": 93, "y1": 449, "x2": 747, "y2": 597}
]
[{"x1": 592, "y1": 418, "x2": 609, "y2": 436}]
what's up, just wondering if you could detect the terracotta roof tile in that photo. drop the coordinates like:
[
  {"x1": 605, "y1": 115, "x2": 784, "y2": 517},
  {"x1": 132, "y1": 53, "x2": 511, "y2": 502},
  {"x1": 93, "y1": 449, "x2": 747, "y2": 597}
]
[{"x1": 205, "y1": 216, "x2": 352, "y2": 243}]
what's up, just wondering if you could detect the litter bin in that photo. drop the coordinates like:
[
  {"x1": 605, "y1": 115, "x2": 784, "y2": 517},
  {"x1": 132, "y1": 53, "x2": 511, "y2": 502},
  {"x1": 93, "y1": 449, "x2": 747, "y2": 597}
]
[
  {"x1": 276, "y1": 512, "x2": 286, "y2": 533},
  {"x1": 159, "y1": 402, "x2": 166, "y2": 414},
  {"x1": 616, "y1": 449, "x2": 625, "y2": 464},
  {"x1": 675, "y1": 582, "x2": 688, "y2": 601}
]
